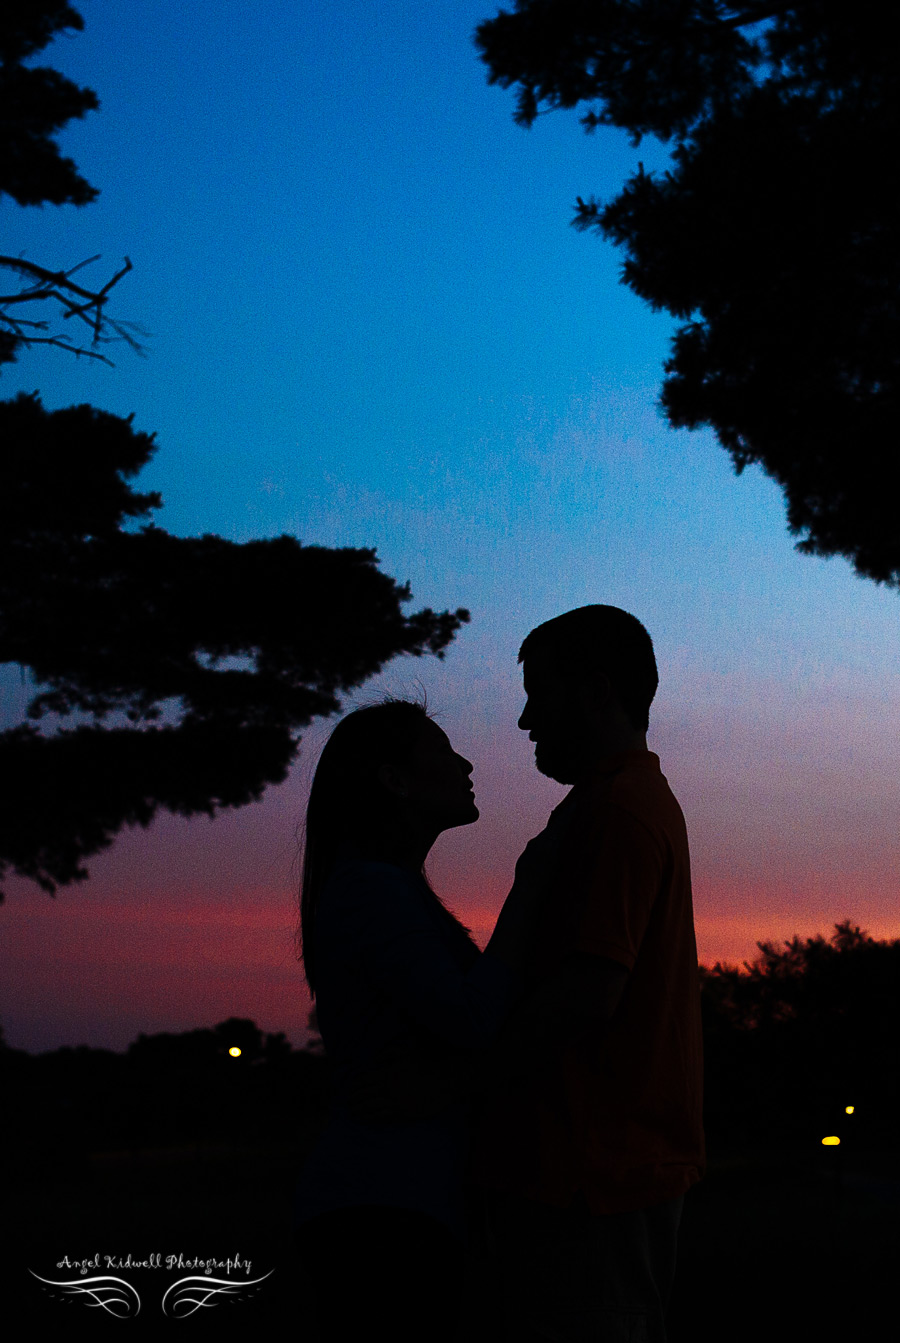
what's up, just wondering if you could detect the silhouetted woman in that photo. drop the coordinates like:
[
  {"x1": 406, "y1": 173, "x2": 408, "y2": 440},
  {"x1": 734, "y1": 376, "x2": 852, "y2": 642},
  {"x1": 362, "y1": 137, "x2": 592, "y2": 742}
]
[{"x1": 293, "y1": 700, "x2": 545, "y2": 1343}]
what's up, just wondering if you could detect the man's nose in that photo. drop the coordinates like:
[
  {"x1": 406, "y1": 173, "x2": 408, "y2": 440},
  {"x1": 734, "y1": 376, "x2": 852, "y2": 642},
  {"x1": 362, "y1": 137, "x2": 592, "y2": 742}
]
[{"x1": 518, "y1": 705, "x2": 530, "y2": 731}]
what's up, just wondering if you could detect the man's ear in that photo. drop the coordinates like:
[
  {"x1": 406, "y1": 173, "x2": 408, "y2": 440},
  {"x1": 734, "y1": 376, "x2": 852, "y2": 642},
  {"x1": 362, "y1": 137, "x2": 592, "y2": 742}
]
[{"x1": 378, "y1": 764, "x2": 409, "y2": 799}]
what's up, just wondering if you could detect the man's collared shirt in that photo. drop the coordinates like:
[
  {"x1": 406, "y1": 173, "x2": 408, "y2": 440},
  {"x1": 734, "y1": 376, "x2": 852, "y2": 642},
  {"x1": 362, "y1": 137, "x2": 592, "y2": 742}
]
[{"x1": 469, "y1": 749, "x2": 706, "y2": 1212}]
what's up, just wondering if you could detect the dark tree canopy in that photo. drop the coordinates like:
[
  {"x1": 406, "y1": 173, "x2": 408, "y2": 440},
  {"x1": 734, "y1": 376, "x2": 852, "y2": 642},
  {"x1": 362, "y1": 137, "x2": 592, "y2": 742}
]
[
  {"x1": 0, "y1": 394, "x2": 469, "y2": 898},
  {"x1": 0, "y1": 0, "x2": 98, "y2": 209},
  {"x1": 476, "y1": 1, "x2": 900, "y2": 586},
  {"x1": 1, "y1": 4, "x2": 468, "y2": 900}
]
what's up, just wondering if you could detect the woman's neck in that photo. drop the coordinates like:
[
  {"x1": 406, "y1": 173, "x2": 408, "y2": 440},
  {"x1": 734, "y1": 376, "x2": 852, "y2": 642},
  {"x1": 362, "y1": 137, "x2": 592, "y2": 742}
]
[{"x1": 339, "y1": 829, "x2": 436, "y2": 874}]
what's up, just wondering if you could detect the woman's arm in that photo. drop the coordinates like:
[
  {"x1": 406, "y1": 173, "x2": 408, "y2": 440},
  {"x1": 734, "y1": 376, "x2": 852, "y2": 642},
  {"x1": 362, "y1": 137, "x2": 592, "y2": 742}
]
[
  {"x1": 348, "y1": 953, "x2": 629, "y2": 1122},
  {"x1": 332, "y1": 809, "x2": 572, "y2": 1055},
  {"x1": 344, "y1": 815, "x2": 577, "y2": 1122}
]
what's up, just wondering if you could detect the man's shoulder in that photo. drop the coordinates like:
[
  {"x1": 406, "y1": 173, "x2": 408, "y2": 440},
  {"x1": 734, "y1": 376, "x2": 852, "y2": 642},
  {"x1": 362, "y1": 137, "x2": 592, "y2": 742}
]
[
  {"x1": 578, "y1": 754, "x2": 687, "y2": 842},
  {"x1": 614, "y1": 752, "x2": 680, "y2": 802}
]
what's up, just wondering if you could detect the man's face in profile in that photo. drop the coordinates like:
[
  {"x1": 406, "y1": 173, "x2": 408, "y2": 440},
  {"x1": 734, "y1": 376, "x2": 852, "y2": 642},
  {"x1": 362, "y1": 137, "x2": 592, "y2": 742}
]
[{"x1": 518, "y1": 654, "x2": 593, "y2": 785}]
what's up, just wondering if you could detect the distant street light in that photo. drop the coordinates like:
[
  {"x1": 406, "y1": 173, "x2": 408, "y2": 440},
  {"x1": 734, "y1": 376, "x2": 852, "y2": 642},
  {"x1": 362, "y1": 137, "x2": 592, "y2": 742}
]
[{"x1": 228, "y1": 1047, "x2": 242, "y2": 1058}]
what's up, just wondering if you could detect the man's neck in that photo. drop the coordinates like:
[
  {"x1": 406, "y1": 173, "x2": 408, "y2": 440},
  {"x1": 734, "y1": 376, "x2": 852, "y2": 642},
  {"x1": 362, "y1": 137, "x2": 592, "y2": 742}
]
[{"x1": 575, "y1": 734, "x2": 649, "y2": 785}]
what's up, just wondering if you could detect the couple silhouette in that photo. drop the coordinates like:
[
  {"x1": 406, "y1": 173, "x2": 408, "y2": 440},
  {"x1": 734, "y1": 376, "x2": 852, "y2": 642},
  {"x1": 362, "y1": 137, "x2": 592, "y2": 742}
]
[{"x1": 294, "y1": 605, "x2": 705, "y2": 1342}]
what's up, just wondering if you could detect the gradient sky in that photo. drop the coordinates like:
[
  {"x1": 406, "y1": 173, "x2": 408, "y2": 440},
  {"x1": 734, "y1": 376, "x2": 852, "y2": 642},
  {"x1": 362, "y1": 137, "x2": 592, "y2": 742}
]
[{"x1": 3, "y1": 0, "x2": 900, "y2": 1053}]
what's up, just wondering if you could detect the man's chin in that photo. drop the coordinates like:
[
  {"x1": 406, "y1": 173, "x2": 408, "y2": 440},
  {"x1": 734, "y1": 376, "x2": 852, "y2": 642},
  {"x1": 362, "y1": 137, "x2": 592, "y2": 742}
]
[{"x1": 534, "y1": 747, "x2": 578, "y2": 785}]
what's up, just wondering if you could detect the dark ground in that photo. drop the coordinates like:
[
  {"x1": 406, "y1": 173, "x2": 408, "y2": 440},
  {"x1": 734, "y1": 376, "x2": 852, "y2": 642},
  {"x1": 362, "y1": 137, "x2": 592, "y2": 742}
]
[{"x1": 4, "y1": 1131, "x2": 897, "y2": 1340}]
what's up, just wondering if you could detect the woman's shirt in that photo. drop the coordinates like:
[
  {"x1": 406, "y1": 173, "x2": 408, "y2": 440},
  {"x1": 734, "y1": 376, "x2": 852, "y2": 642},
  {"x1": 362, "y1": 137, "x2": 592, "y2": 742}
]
[{"x1": 294, "y1": 859, "x2": 518, "y2": 1241}]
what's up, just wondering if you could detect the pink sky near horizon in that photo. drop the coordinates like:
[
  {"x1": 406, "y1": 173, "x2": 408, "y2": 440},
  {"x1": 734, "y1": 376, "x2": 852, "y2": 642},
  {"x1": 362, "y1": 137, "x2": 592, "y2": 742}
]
[
  {"x1": 4, "y1": 865, "x2": 895, "y2": 1057},
  {"x1": 5, "y1": 675, "x2": 899, "y2": 1056}
]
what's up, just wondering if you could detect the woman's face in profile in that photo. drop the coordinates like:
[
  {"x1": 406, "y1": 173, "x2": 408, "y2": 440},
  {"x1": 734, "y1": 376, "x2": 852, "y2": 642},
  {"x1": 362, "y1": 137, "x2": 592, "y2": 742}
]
[{"x1": 401, "y1": 718, "x2": 479, "y2": 832}]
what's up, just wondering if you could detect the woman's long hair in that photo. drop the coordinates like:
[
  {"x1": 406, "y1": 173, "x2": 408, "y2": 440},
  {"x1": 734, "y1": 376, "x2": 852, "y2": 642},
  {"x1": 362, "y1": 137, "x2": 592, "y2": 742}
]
[{"x1": 299, "y1": 699, "x2": 479, "y2": 997}]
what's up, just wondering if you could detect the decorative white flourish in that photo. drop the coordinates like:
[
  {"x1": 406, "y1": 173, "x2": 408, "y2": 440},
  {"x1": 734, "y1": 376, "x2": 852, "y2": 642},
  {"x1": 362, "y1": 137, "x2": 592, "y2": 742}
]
[
  {"x1": 29, "y1": 1272, "x2": 141, "y2": 1318},
  {"x1": 161, "y1": 1272, "x2": 274, "y2": 1317}
]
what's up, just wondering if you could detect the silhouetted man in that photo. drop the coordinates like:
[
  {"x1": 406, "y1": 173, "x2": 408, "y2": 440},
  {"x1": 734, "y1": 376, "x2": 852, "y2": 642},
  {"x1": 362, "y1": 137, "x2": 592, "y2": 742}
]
[{"x1": 468, "y1": 605, "x2": 705, "y2": 1342}]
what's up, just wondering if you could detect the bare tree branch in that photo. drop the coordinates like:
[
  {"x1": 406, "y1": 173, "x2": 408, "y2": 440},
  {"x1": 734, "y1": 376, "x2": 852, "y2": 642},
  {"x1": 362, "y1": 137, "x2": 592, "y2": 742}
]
[
  {"x1": 0, "y1": 254, "x2": 147, "y2": 366},
  {"x1": 4, "y1": 336, "x2": 115, "y2": 364},
  {"x1": 718, "y1": 1, "x2": 800, "y2": 30}
]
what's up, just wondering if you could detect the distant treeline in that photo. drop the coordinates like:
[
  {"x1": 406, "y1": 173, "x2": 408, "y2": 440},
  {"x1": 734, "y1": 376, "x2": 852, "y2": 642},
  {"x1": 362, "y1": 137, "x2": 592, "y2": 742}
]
[
  {"x1": 699, "y1": 921, "x2": 900, "y2": 1147},
  {"x1": 3, "y1": 1017, "x2": 331, "y2": 1184},
  {"x1": 5, "y1": 922, "x2": 898, "y2": 1168}
]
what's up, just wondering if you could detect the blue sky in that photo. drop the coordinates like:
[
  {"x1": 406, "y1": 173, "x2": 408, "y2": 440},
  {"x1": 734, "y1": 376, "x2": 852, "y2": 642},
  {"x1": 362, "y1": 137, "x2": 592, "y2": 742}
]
[{"x1": 3, "y1": 0, "x2": 899, "y2": 1051}]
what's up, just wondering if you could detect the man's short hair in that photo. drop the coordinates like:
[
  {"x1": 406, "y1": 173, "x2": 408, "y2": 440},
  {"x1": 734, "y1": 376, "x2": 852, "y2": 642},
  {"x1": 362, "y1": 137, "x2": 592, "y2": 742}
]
[{"x1": 519, "y1": 605, "x2": 658, "y2": 732}]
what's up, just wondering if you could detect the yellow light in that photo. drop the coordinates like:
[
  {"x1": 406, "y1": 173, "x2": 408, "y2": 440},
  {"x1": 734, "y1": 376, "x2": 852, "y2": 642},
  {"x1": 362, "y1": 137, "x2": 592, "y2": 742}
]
[
  {"x1": 228, "y1": 1046, "x2": 241, "y2": 1057},
  {"x1": 821, "y1": 1135, "x2": 840, "y2": 1146},
  {"x1": 845, "y1": 1106, "x2": 854, "y2": 1114}
]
